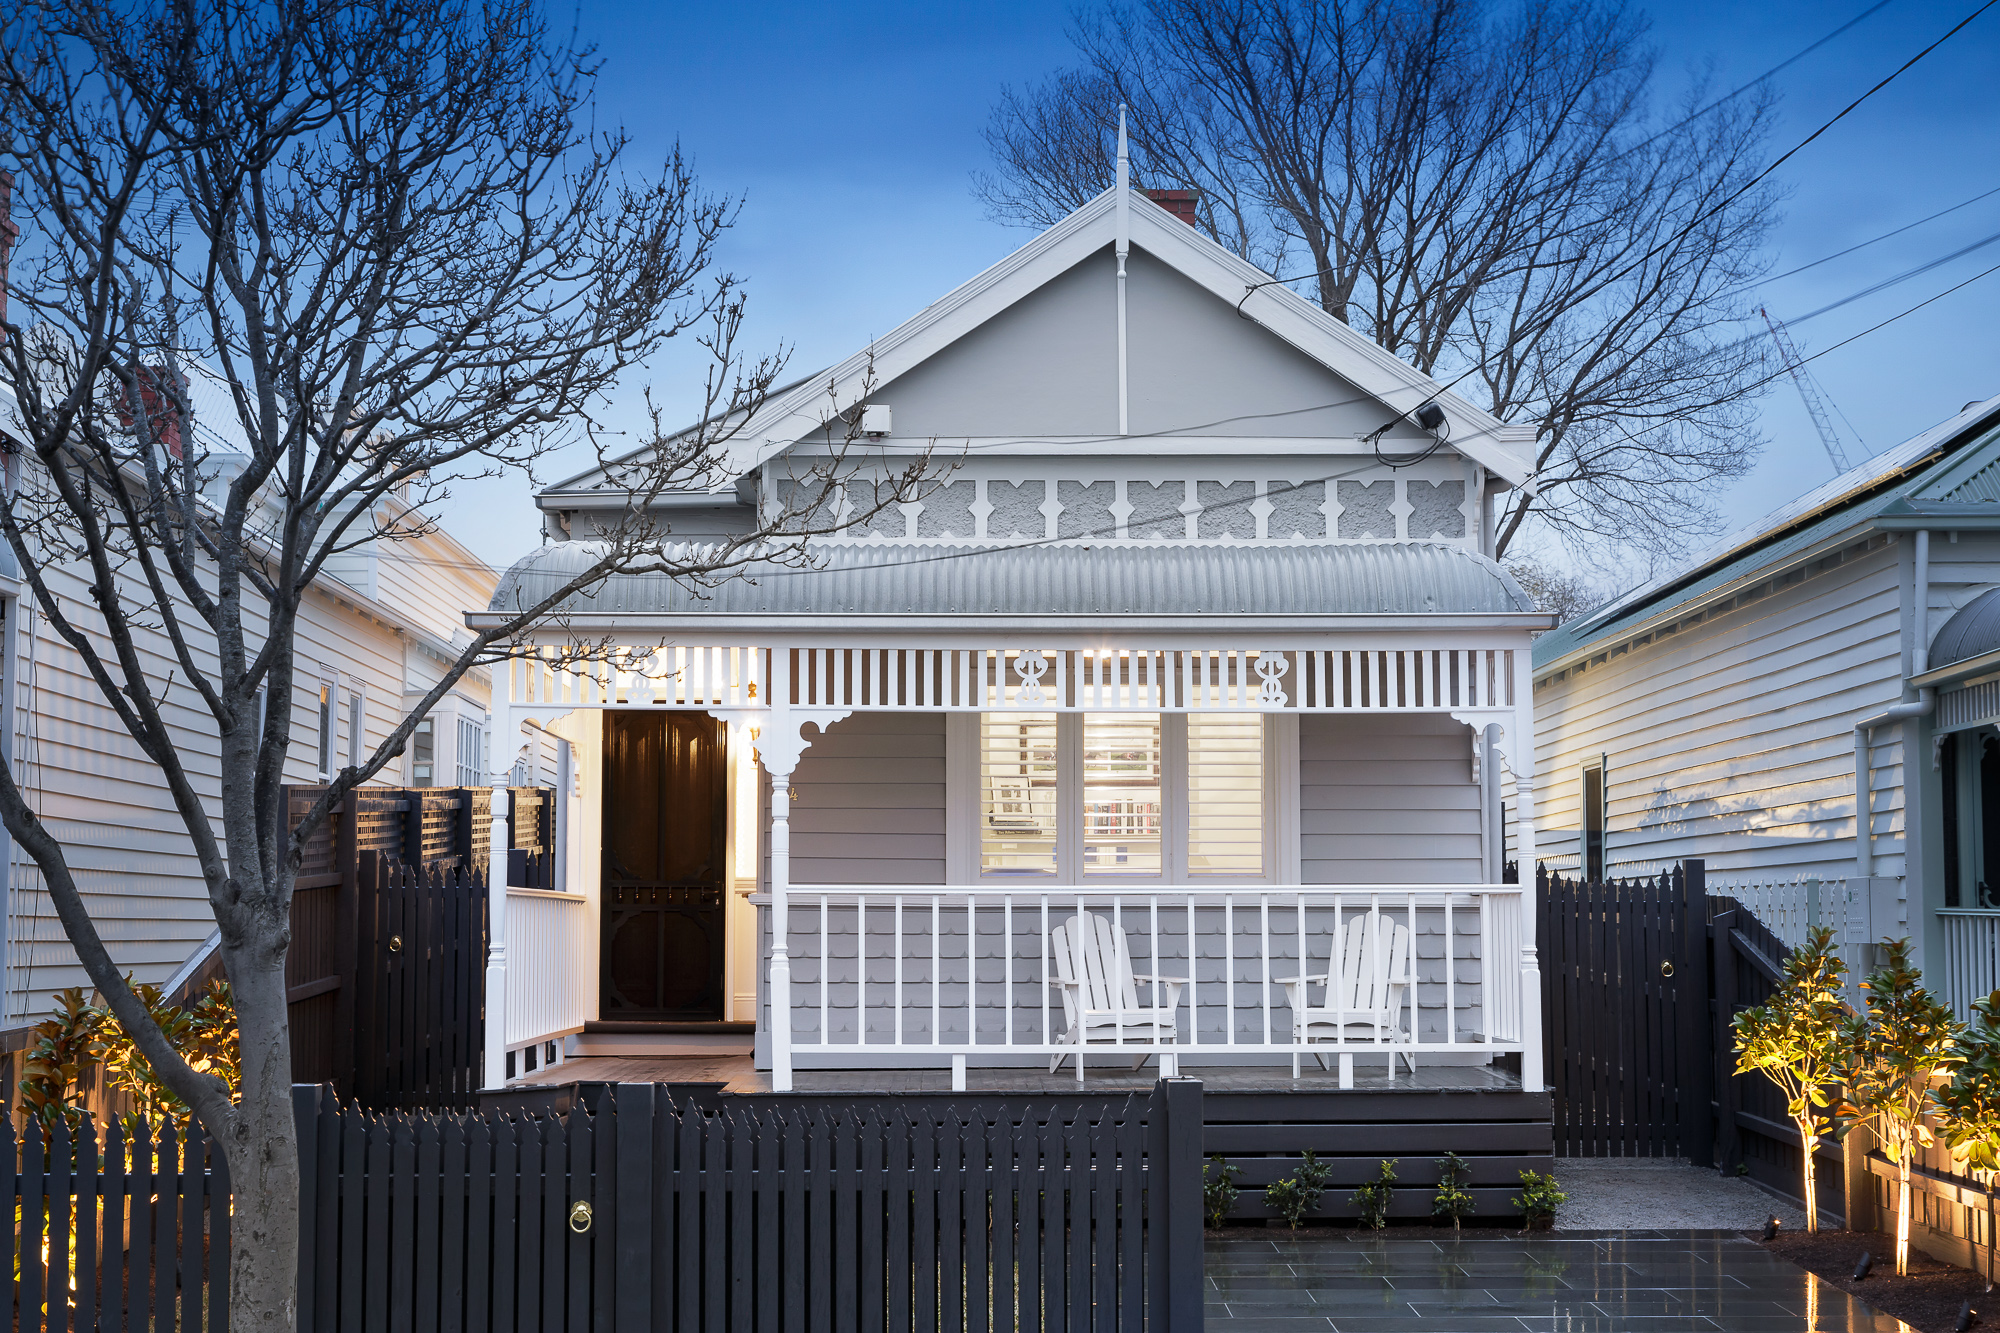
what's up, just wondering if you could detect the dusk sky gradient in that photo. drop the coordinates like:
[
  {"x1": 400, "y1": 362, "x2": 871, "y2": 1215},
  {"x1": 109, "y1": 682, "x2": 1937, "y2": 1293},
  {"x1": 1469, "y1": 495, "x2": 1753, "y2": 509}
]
[{"x1": 444, "y1": 0, "x2": 2000, "y2": 592}]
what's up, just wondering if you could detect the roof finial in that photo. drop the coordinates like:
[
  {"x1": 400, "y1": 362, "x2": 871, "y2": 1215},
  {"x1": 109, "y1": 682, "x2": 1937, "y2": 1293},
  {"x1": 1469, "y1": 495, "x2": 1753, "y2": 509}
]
[{"x1": 1115, "y1": 103, "x2": 1130, "y2": 265}]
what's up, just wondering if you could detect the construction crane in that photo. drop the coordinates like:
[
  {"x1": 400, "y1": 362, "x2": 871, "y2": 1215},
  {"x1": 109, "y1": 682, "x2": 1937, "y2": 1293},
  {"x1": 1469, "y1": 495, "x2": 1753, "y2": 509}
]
[{"x1": 1760, "y1": 305, "x2": 1853, "y2": 475}]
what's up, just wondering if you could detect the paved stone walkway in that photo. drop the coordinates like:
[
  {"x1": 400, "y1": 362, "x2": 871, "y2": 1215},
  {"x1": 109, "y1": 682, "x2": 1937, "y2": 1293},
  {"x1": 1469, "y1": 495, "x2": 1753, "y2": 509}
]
[{"x1": 1205, "y1": 1229, "x2": 1912, "y2": 1331}]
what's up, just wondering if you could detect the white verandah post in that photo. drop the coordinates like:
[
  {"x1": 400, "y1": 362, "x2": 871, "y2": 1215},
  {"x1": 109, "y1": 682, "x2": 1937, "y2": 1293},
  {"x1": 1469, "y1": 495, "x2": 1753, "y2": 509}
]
[
  {"x1": 1512, "y1": 649, "x2": 1544, "y2": 1093},
  {"x1": 484, "y1": 711, "x2": 511, "y2": 1090}
]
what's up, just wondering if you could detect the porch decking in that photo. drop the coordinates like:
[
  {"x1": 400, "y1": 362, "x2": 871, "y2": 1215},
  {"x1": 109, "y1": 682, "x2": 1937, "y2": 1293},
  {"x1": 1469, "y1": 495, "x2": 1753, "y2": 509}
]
[{"x1": 508, "y1": 1053, "x2": 1526, "y2": 1097}]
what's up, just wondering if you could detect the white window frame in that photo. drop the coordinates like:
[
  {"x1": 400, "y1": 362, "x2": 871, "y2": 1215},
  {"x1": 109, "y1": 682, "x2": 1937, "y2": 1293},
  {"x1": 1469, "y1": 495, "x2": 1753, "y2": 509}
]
[
  {"x1": 315, "y1": 682, "x2": 334, "y2": 779},
  {"x1": 947, "y1": 712, "x2": 1296, "y2": 885}
]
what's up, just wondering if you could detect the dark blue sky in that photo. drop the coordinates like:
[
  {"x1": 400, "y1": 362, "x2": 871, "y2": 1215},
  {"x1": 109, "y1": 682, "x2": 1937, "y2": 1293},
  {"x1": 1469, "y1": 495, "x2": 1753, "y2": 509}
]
[{"x1": 448, "y1": 0, "x2": 2000, "y2": 573}]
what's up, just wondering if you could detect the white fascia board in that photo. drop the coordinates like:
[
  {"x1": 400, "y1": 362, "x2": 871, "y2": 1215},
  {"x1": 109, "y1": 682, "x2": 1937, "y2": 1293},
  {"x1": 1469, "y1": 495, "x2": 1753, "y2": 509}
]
[
  {"x1": 464, "y1": 611, "x2": 1555, "y2": 641},
  {"x1": 725, "y1": 189, "x2": 1536, "y2": 488}
]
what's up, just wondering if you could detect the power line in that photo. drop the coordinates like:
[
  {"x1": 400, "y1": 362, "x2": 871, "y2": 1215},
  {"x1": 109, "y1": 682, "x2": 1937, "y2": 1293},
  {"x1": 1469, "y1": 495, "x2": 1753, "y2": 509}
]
[{"x1": 1746, "y1": 180, "x2": 2000, "y2": 291}]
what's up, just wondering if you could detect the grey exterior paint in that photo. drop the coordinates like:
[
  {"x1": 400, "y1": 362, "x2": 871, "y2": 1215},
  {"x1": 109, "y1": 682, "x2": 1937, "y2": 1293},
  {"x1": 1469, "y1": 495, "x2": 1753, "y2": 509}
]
[
  {"x1": 772, "y1": 713, "x2": 948, "y2": 886},
  {"x1": 490, "y1": 539, "x2": 1533, "y2": 618},
  {"x1": 852, "y1": 247, "x2": 1435, "y2": 445},
  {"x1": 1302, "y1": 714, "x2": 1483, "y2": 884}
]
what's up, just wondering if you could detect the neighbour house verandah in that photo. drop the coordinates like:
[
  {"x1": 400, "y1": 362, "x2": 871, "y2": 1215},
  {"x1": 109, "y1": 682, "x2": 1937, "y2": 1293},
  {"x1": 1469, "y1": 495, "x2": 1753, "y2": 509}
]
[{"x1": 467, "y1": 539, "x2": 1553, "y2": 1094}]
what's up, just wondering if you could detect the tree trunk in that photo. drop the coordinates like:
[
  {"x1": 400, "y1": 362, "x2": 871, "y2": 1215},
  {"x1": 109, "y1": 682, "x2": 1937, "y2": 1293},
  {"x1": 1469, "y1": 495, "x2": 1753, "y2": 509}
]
[
  {"x1": 223, "y1": 939, "x2": 301, "y2": 1329},
  {"x1": 1796, "y1": 1118, "x2": 1818, "y2": 1233},
  {"x1": 1897, "y1": 1160, "x2": 1913, "y2": 1277}
]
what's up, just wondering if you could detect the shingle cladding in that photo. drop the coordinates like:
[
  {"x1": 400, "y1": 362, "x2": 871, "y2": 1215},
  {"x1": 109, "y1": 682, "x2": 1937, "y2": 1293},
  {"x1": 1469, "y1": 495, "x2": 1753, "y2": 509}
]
[{"x1": 1533, "y1": 403, "x2": 2000, "y2": 669}]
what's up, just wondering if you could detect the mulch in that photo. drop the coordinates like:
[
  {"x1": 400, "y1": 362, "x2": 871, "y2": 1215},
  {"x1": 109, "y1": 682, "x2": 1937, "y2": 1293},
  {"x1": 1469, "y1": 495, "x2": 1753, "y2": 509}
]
[{"x1": 1757, "y1": 1228, "x2": 1993, "y2": 1333}]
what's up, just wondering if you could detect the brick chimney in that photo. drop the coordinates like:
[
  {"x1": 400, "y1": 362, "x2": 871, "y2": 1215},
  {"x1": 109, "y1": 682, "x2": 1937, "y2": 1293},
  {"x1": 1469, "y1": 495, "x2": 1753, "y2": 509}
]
[
  {"x1": 1144, "y1": 188, "x2": 1200, "y2": 226},
  {"x1": 0, "y1": 171, "x2": 17, "y2": 344}
]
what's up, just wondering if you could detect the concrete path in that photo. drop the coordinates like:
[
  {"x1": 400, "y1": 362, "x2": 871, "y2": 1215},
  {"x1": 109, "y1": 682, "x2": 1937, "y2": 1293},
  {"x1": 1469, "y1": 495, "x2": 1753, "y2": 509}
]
[
  {"x1": 1556, "y1": 1157, "x2": 1815, "y2": 1231},
  {"x1": 1205, "y1": 1229, "x2": 1910, "y2": 1331}
]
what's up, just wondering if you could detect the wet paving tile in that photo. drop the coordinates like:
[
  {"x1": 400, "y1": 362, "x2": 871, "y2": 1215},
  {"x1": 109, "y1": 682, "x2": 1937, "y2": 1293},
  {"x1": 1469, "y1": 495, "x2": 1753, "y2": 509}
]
[{"x1": 1205, "y1": 1229, "x2": 1916, "y2": 1330}]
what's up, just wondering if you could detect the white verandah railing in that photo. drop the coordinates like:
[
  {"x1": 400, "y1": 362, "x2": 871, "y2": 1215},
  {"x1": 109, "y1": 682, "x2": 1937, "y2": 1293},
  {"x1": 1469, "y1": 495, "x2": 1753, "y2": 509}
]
[{"x1": 761, "y1": 883, "x2": 1531, "y2": 1088}]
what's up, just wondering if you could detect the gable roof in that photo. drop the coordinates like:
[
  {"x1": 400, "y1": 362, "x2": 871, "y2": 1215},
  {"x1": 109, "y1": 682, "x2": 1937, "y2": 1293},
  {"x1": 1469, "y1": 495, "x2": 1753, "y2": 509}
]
[
  {"x1": 556, "y1": 188, "x2": 1536, "y2": 496},
  {"x1": 1532, "y1": 394, "x2": 2000, "y2": 669}
]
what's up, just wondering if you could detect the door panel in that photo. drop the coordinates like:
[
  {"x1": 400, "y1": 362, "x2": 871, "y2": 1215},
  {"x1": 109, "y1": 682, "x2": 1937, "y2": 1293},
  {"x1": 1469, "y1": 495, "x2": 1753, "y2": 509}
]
[{"x1": 602, "y1": 712, "x2": 727, "y2": 1019}]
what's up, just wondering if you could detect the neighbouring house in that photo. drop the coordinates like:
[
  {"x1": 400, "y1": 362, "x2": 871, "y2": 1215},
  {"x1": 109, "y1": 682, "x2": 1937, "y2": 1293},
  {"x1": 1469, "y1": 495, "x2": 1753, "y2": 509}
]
[
  {"x1": 1532, "y1": 394, "x2": 2000, "y2": 1015},
  {"x1": 470, "y1": 158, "x2": 1560, "y2": 1181},
  {"x1": 0, "y1": 369, "x2": 503, "y2": 1057}
]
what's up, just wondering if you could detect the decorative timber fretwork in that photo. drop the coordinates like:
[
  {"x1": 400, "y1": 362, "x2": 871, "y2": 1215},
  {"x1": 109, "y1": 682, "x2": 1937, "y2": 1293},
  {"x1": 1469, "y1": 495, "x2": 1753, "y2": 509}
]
[{"x1": 504, "y1": 645, "x2": 1515, "y2": 716}]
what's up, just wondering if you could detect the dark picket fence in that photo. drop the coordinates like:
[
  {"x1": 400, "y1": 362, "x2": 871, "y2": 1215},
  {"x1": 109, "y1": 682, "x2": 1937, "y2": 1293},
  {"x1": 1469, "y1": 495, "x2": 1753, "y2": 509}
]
[
  {"x1": 293, "y1": 1079, "x2": 1205, "y2": 1333},
  {"x1": 4, "y1": 1116, "x2": 228, "y2": 1332},
  {"x1": 10, "y1": 1083, "x2": 1205, "y2": 1331},
  {"x1": 1537, "y1": 861, "x2": 1714, "y2": 1161},
  {"x1": 351, "y1": 850, "x2": 490, "y2": 1111},
  {"x1": 286, "y1": 784, "x2": 553, "y2": 1108}
]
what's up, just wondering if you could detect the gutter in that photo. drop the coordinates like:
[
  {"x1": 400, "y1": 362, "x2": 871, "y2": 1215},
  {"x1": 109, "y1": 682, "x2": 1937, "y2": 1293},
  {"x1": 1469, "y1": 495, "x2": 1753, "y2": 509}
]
[
  {"x1": 464, "y1": 610, "x2": 1559, "y2": 638},
  {"x1": 1856, "y1": 529, "x2": 1934, "y2": 879}
]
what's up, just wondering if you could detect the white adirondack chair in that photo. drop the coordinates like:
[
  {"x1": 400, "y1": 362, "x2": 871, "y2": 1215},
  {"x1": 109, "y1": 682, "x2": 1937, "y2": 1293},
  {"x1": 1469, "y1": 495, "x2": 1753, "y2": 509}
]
[
  {"x1": 1281, "y1": 912, "x2": 1416, "y2": 1081},
  {"x1": 1048, "y1": 912, "x2": 1187, "y2": 1080}
]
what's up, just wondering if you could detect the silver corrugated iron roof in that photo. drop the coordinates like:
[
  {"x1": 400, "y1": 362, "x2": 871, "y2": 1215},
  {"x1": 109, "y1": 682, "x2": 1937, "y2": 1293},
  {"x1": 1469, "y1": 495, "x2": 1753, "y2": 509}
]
[{"x1": 489, "y1": 540, "x2": 1532, "y2": 617}]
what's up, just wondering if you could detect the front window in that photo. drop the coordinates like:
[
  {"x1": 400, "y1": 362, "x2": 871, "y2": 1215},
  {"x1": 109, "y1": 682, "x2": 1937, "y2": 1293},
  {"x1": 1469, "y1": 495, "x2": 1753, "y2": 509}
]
[{"x1": 978, "y1": 712, "x2": 1266, "y2": 881}]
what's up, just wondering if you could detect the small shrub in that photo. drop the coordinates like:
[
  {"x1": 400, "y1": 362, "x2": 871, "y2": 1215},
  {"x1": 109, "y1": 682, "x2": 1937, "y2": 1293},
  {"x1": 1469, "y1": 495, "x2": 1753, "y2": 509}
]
[
  {"x1": 1841, "y1": 937, "x2": 1963, "y2": 1277},
  {"x1": 1351, "y1": 1158, "x2": 1397, "y2": 1230},
  {"x1": 1512, "y1": 1170, "x2": 1567, "y2": 1230},
  {"x1": 1432, "y1": 1152, "x2": 1475, "y2": 1230},
  {"x1": 1266, "y1": 1150, "x2": 1336, "y2": 1230},
  {"x1": 1203, "y1": 1155, "x2": 1242, "y2": 1229},
  {"x1": 1734, "y1": 924, "x2": 1850, "y2": 1232},
  {"x1": 17, "y1": 987, "x2": 106, "y2": 1137}
]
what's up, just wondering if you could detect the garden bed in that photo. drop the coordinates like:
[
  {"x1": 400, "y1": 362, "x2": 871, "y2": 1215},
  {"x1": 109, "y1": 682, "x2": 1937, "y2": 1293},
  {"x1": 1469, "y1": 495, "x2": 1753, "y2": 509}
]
[{"x1": 1757, "y1": 1228, "x2": 1990, "y2": 1333}]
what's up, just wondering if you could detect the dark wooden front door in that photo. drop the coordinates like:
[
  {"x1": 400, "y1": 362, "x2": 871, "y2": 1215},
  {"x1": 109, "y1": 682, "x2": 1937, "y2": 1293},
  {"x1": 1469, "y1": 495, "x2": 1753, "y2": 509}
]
[{"x1": 602, "y1": 712, "x2": 727, "y2": 1019}]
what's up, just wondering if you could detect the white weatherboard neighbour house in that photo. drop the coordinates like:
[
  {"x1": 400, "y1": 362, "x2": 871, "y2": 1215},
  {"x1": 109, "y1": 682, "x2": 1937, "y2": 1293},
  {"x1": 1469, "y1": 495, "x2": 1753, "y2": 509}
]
[
  {"x1": 0, "y1": 375, "x2": 502, "y2": 1044},
  {"x1": 1532, "y1": 396, "x2": 2000, "y2": 1017},
  {"x1": 473, "y1": 178, "x2": 1557, "y2": 1096}
]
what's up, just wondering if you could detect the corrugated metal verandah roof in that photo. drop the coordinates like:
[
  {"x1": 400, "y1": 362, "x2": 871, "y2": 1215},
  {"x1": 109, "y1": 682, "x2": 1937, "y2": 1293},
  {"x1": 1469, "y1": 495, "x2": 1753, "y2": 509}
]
[{"x1": 488, "y1": 540, "x2": 1535, "y2": 618}]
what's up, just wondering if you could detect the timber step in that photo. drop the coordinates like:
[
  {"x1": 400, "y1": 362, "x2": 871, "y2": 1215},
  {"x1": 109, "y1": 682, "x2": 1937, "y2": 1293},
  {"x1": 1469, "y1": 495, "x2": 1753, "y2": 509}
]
[
  {"x1": 582, "y1": 1021, "x2": 755, "y2": 1035},
  {"x1": 573, "y1": 1020, "x2": 755, "y2": 1057}
]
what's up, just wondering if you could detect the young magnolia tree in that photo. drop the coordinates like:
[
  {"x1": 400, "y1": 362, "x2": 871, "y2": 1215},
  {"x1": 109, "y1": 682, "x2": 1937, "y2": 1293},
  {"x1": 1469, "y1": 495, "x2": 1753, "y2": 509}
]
[
  {"x1": 1733, "y1": 925, "x2": 1850, "y2": 1232},
  {"x1": 0, "y1": 0, "x2": 924, "y2": 1324},
  {"x1": 1843, "y1": 938, "x2": 1963, "y2": 1276}
]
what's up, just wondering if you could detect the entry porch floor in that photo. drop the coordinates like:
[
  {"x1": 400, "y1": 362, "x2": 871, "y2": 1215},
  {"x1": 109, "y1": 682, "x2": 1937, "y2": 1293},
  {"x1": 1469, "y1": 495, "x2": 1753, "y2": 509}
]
[{"x1": 508, "y1": 1054, "x2": 1525, "y2": 1096}]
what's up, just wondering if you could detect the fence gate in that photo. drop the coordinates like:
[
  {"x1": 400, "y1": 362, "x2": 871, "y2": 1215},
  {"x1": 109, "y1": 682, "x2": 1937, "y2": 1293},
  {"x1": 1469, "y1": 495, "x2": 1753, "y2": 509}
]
[{"x1": 1538, "y1": 862, "x2": 1714, "y2": 1160}]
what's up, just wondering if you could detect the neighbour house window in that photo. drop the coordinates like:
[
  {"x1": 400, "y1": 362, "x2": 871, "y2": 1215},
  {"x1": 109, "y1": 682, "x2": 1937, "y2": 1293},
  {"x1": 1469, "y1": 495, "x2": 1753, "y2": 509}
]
[
  {"x1": 316, "y1": 685, "x2": 333, "y2": 778},
  {"x1": 456, "y1": 717, "x2": 484, "y2": 787},
  {"x1": 411, "y1": 718, "x2": 434, "y2": 787},
  {"x1": 347, "y1": 692, "x2": 363, "y2": 773},
  {"x1": 1581, "y1": 759, "x2": 1606, "y2": 881},
  {"x1": 1942, "y1": 731, "x2": 2000, "y2": 908},
  {"x1": 978, "y1": 712, "x2": 1266, "y2": 881}
]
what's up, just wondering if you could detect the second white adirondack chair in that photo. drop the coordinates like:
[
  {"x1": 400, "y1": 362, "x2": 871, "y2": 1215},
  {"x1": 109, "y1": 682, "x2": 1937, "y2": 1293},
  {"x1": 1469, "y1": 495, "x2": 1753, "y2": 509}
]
[
  {"x1": 1048, "y1": 912, "x2": 1187, "y2": 1080},
  {"x1": 1281, "y1": 912, "x2": 1416, "y2": 1083}
]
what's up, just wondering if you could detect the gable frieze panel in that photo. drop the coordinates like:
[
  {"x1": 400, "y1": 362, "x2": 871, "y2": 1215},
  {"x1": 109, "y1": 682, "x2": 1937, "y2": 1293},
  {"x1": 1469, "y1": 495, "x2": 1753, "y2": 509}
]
[{"x1": 776, "y1": 467, "x2": 1474, "y2": 545}]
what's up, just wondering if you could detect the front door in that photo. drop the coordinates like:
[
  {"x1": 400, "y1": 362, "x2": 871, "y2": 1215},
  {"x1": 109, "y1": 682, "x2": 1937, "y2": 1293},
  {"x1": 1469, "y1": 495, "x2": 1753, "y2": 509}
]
[{"x1": 602, "y1": 712, "x2": 727, "y2": 1020}]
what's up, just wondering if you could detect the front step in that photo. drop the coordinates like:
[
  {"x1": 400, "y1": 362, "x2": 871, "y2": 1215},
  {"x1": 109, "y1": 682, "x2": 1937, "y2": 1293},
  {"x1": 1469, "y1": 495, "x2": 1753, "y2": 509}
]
[{"x1": 572, "y1": 1020, "x2": 755, "y2": 1058}]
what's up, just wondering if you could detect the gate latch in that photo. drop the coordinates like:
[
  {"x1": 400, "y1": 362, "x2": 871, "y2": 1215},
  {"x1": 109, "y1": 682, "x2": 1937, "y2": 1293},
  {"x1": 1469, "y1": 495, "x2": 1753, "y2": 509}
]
[
  {"x1": 569, "y1": 1200, "x2": 593, "y2": 1234},
  {"x1": 1659, "y1": 959, "x2": 1675, "y2": 979}
]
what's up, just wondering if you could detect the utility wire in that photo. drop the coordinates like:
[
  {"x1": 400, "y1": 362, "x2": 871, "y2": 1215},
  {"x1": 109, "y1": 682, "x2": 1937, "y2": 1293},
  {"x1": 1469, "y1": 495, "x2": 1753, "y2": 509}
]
[{"x1": 1745, "y1": 180, "x2": 2000, "y2": 291}]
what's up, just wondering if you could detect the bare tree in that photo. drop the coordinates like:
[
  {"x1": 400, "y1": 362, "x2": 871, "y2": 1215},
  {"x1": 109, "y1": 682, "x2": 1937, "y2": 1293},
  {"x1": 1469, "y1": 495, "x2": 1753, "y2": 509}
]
[
  {"x1": 0, "y1": 0, "x2": 927, "y2": 1324},
  {"x1": 977, "y1": 0, "x2": 1780, "y2": 558},
  {"x1": 1504, "y1": 558, "x2": 1604, "y2": 627}
]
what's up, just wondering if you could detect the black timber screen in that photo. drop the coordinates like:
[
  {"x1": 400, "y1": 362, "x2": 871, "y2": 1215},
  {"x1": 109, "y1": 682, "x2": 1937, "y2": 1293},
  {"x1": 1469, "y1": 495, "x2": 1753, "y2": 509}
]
[{"x1": 1538, "y1": 862, "x2": 1714, "y2": 1160}]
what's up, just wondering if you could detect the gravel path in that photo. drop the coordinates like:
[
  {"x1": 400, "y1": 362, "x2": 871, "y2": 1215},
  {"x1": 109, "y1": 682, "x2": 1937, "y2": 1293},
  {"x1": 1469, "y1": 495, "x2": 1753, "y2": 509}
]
[{"x1": 1555, "y1": 1157, "x2": 1814, "y2": 1231}]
